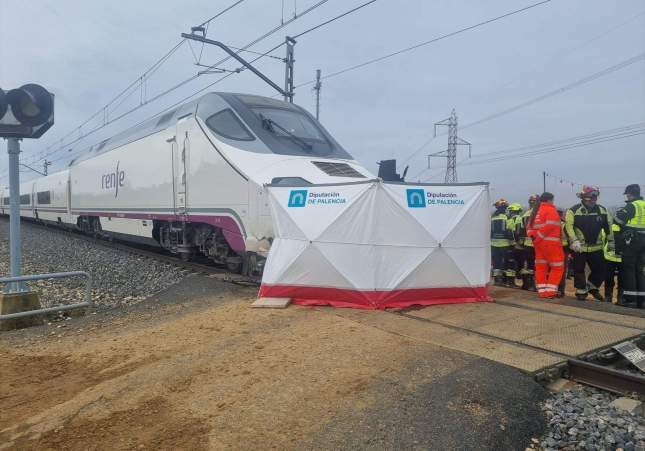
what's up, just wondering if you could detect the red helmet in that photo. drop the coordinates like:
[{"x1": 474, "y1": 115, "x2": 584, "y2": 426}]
[{"x1": 577, "y1": 185, "x2": 599, "y2": 199}]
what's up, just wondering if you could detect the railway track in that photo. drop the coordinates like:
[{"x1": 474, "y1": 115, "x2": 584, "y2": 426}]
[
  {"x1": 565, "y1": 336, "x2": 645, "y2": 396},
  {"x1": 4, "y1": 218, "x2": 261, "y2": 287},
  {"x1": 568, "y1": 358, "x2": 645, "y2": 397},
  {"x1": 6, "y1": 217, "x2": 645, "y2": 395},
  {"x1": 391, "y1": 305, "x2": 645, "y2": 393},
  {"x1": 396, "y1": 308, "x2": 644, "y2": 379}
]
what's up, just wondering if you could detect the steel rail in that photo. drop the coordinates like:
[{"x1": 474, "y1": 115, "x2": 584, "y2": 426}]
[
  {"x1": 568, "y1": 359, "x2": 645, "y2": 396},
  {"x1": 0, "y1": 216, "x2": 260, "y2": 286}
]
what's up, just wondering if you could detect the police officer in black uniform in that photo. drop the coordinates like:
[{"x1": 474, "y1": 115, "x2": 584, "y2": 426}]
[{"x1": 614, "y1": 184, "x2": 645, "y2": 308}]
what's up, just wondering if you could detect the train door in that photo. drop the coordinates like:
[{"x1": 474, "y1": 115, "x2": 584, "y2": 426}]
[{"x1": 173, "y1": 117, "x2": 191, "y2": 216}]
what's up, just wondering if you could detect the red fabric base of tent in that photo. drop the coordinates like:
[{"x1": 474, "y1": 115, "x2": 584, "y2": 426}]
[{"x1": 258, "y1": 284, "x2": 491, "y2": 310}]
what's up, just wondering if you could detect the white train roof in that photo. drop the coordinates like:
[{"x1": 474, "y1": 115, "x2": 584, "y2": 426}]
[{"x1": 67, "y1": 92, "x2": 351, "y2": 167}]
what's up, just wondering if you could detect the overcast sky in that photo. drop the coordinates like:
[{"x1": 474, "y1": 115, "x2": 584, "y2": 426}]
[{"x1": 1, "y1": 0, "x2": 644, "y2": 208}]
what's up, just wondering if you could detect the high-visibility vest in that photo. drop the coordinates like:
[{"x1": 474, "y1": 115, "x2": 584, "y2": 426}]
[
  {"x1": 627, "y1": 199, "x2": 645, "y2": 229},
  {"x1": 507, "y1": 213, "x2": 521, "y2": 246},
  {"x1": 518, "y1": 208, "x2": 534, "y2": 247},
  {"x1": 561, "y1": 223, "x2": 569, "y2": 247},
  {"x1": 603, "y1": 224, "x2": 622, "y2": 263},
  {"x1": 491, "y1": 213, "x2": 512, "y2": 247},
  {"x1": 565, "y1": 204, "x2": 611, "y2": 252}
]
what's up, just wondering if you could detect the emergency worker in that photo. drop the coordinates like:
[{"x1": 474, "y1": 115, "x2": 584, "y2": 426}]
[
  {"x1": 603, "y1": 224, "x2": 623, "y2": 304},
  {"x1": 528, "y1": 192, "x2": 564, "y2": 299},
  {"x1": 491, "y1": 199, "x2": 514, "y2": 286},
  {"x1": 506, "y1": 203, "x2": 523, "y2": 287},
  {"x1": 565, "y1": 186, "x2": 611, "y2": 301},
  {"x1": 516, "y1": 195, "x2": 539, "y2": 290},
  {"x1": 613, "y1": 184, "x2": 645, "y2": 308},
  {"x1": 558, "y1": 208, "x2": 569, "y2": 297}
]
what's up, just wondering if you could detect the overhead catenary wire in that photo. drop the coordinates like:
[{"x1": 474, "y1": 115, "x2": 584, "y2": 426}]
[
  {"x1": 460, "y1": 130, "x2": 645, "y2": 167},
  {"x1": 292, "y1": 0, "x2": 378, "y2": 39},
  {"x1": 415, "y1": 125, "x2": 645, "y2": 182},
  {"x1": 404, "y1": 52, "x2": 645, "y2": 173},
  {"x1": 409, "y1": 52, "x2": 645, "y2": 180},
  {"x1": 462, "y1": 121, "x2": 645, "y2": 160},
  {"x1": 27, "y1": 0, "x2": 247, "y2": 166},
  {"x1": 34, "y1": 0, "x2": 380, "y2": 170},
  {"x1": 413, "y1": 123, "x2": 645, "y2": 181},
  {"x1": 196, "y1": 0, "x2": 245, "y2": 28},
  {"x1": 292, "y1": 0, "x2": 552, "y2": 92},
  {"x1": 461, "y1": 52, "x2": 645, "y2": 131},
  {"x1": 13, "y1": 0, "x2": 331, "y2": 175},
  {"x1": 491, "y1": 8, "x2": 645, "y2": 93},
  {"x1": 238, "y1": 0, "x2": 382, "y2": 76},
  {"x1": 17, "y1": 0, "x2": 247, "y2": 171}
]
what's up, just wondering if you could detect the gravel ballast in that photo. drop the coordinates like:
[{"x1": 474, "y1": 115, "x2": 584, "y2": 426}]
[
  {"x1": 536, "y1": 384, "x2": 645, "y2": 451},
  {"x1": 0, "y1": 219, "x2": 186, "y2": 309}
]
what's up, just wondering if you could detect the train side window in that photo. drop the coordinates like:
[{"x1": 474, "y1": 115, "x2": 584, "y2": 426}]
[
  {"x1": 37, "y1": 191, "x2": 51, "y2": 204},
  {"x1": 20, "y1": 194, "x2": 30, "y2": 205},
  {"x1": 205, "y1": 109, "x2": 255, "y2": 141}
]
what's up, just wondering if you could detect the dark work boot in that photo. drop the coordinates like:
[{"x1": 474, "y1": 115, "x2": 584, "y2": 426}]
[
  {"x1": 494, "y1": 275, "x2": 504, "y2": 287},
  {"x1": 604, "y1": 288, "x2": 613, "y2": 303},
  {"x1": 589, "y1": 289, "x2": 604, "y2": 302},
  {"x1": 528, "y1": 275, "x2": 537, "y2": 292},
  {"x1": 504, "y1": 276, "x2": 515, "y2": 288},
  {"x1": 575, "y1": 293, "x2": 587, "y2": 301},
  {"x1": 521, "y1": 275, "x2": 529, "y2": 290}
]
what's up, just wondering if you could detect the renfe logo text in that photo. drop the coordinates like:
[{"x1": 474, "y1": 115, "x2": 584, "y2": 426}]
[{"x1": 102, "y1": 161, "x2": 125, "y2": 197}]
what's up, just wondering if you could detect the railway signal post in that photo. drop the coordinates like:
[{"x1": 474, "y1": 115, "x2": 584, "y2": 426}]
[{"x1": 0, "y1": 83, "x2": 54, "y2": 329}]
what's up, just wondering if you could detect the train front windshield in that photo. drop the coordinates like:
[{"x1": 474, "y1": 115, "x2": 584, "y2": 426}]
[
  {"x1": 251, "y1": 107, "x2": 326, "y2": 142},
  {"x1": 250, "y1": 106, "x2": 334, "y2": 156},
  {"x1": 220, "y1": 93, "x2": 353, "y2": 159}
]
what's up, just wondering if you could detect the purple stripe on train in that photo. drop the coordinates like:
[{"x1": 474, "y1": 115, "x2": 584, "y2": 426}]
[{"x1": 71, "y1": 211, "x2": 246, "y2": 252}]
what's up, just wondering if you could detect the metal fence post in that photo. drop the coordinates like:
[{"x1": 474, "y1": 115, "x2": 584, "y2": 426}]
[
  {"x1": 0, "y1": 271, "x2": 93, "y2": 320},
  {"x1": 6, "y1": 137, "x2": 26, "y2": 293}
]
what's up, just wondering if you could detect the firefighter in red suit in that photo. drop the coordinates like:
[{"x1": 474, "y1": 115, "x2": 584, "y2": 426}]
[{"x1": 528, "y1": 192, "x2": 565, "y2": 299}]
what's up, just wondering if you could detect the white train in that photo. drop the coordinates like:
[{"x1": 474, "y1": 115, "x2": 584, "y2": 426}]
[{"x1": 0, "y1": 93, "x2": 372, "y2": 274}]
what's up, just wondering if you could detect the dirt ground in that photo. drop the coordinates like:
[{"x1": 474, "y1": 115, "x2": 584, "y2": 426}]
[{"x1": 0, "y1": 276, "x2": 545, "y2": 450}]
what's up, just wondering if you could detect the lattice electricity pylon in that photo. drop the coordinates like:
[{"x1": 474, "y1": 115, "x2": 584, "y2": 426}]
[{"x1": 427, "y1": 109, "x2": 471, "y2": 183}]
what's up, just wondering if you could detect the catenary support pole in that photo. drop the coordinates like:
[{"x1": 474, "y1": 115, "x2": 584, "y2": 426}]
[
  {"x1": 314, "y1": 69, "x2": 321, "y2": 120},
  {"x1": 6, "y1": 138, "x2": 26, "y2": 293},
  {"x1": 284, "y1": 36, "x2": 296, "y2": 103},
  {"x1": 543, "y1": 171, "x2": 546, "y2": 193}
]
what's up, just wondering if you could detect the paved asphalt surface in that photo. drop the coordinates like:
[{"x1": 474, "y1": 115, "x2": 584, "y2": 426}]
[{"x1": 301, "y1": 346, "x2": 547, "y2": 450}]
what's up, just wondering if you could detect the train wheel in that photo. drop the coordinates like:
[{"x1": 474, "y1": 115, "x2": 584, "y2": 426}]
[{"x1": 226, "y1": 256, "x2": 242, "y2": 273}]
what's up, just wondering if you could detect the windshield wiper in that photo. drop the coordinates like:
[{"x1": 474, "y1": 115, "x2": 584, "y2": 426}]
[{"x1": 260, "y1": 114, "x2": 312, "y2": 152}]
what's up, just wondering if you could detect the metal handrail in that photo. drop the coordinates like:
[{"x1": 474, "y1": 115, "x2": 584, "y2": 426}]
[{"x1": 0, "y1": 271, "x2": 92, "y2": 320}]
